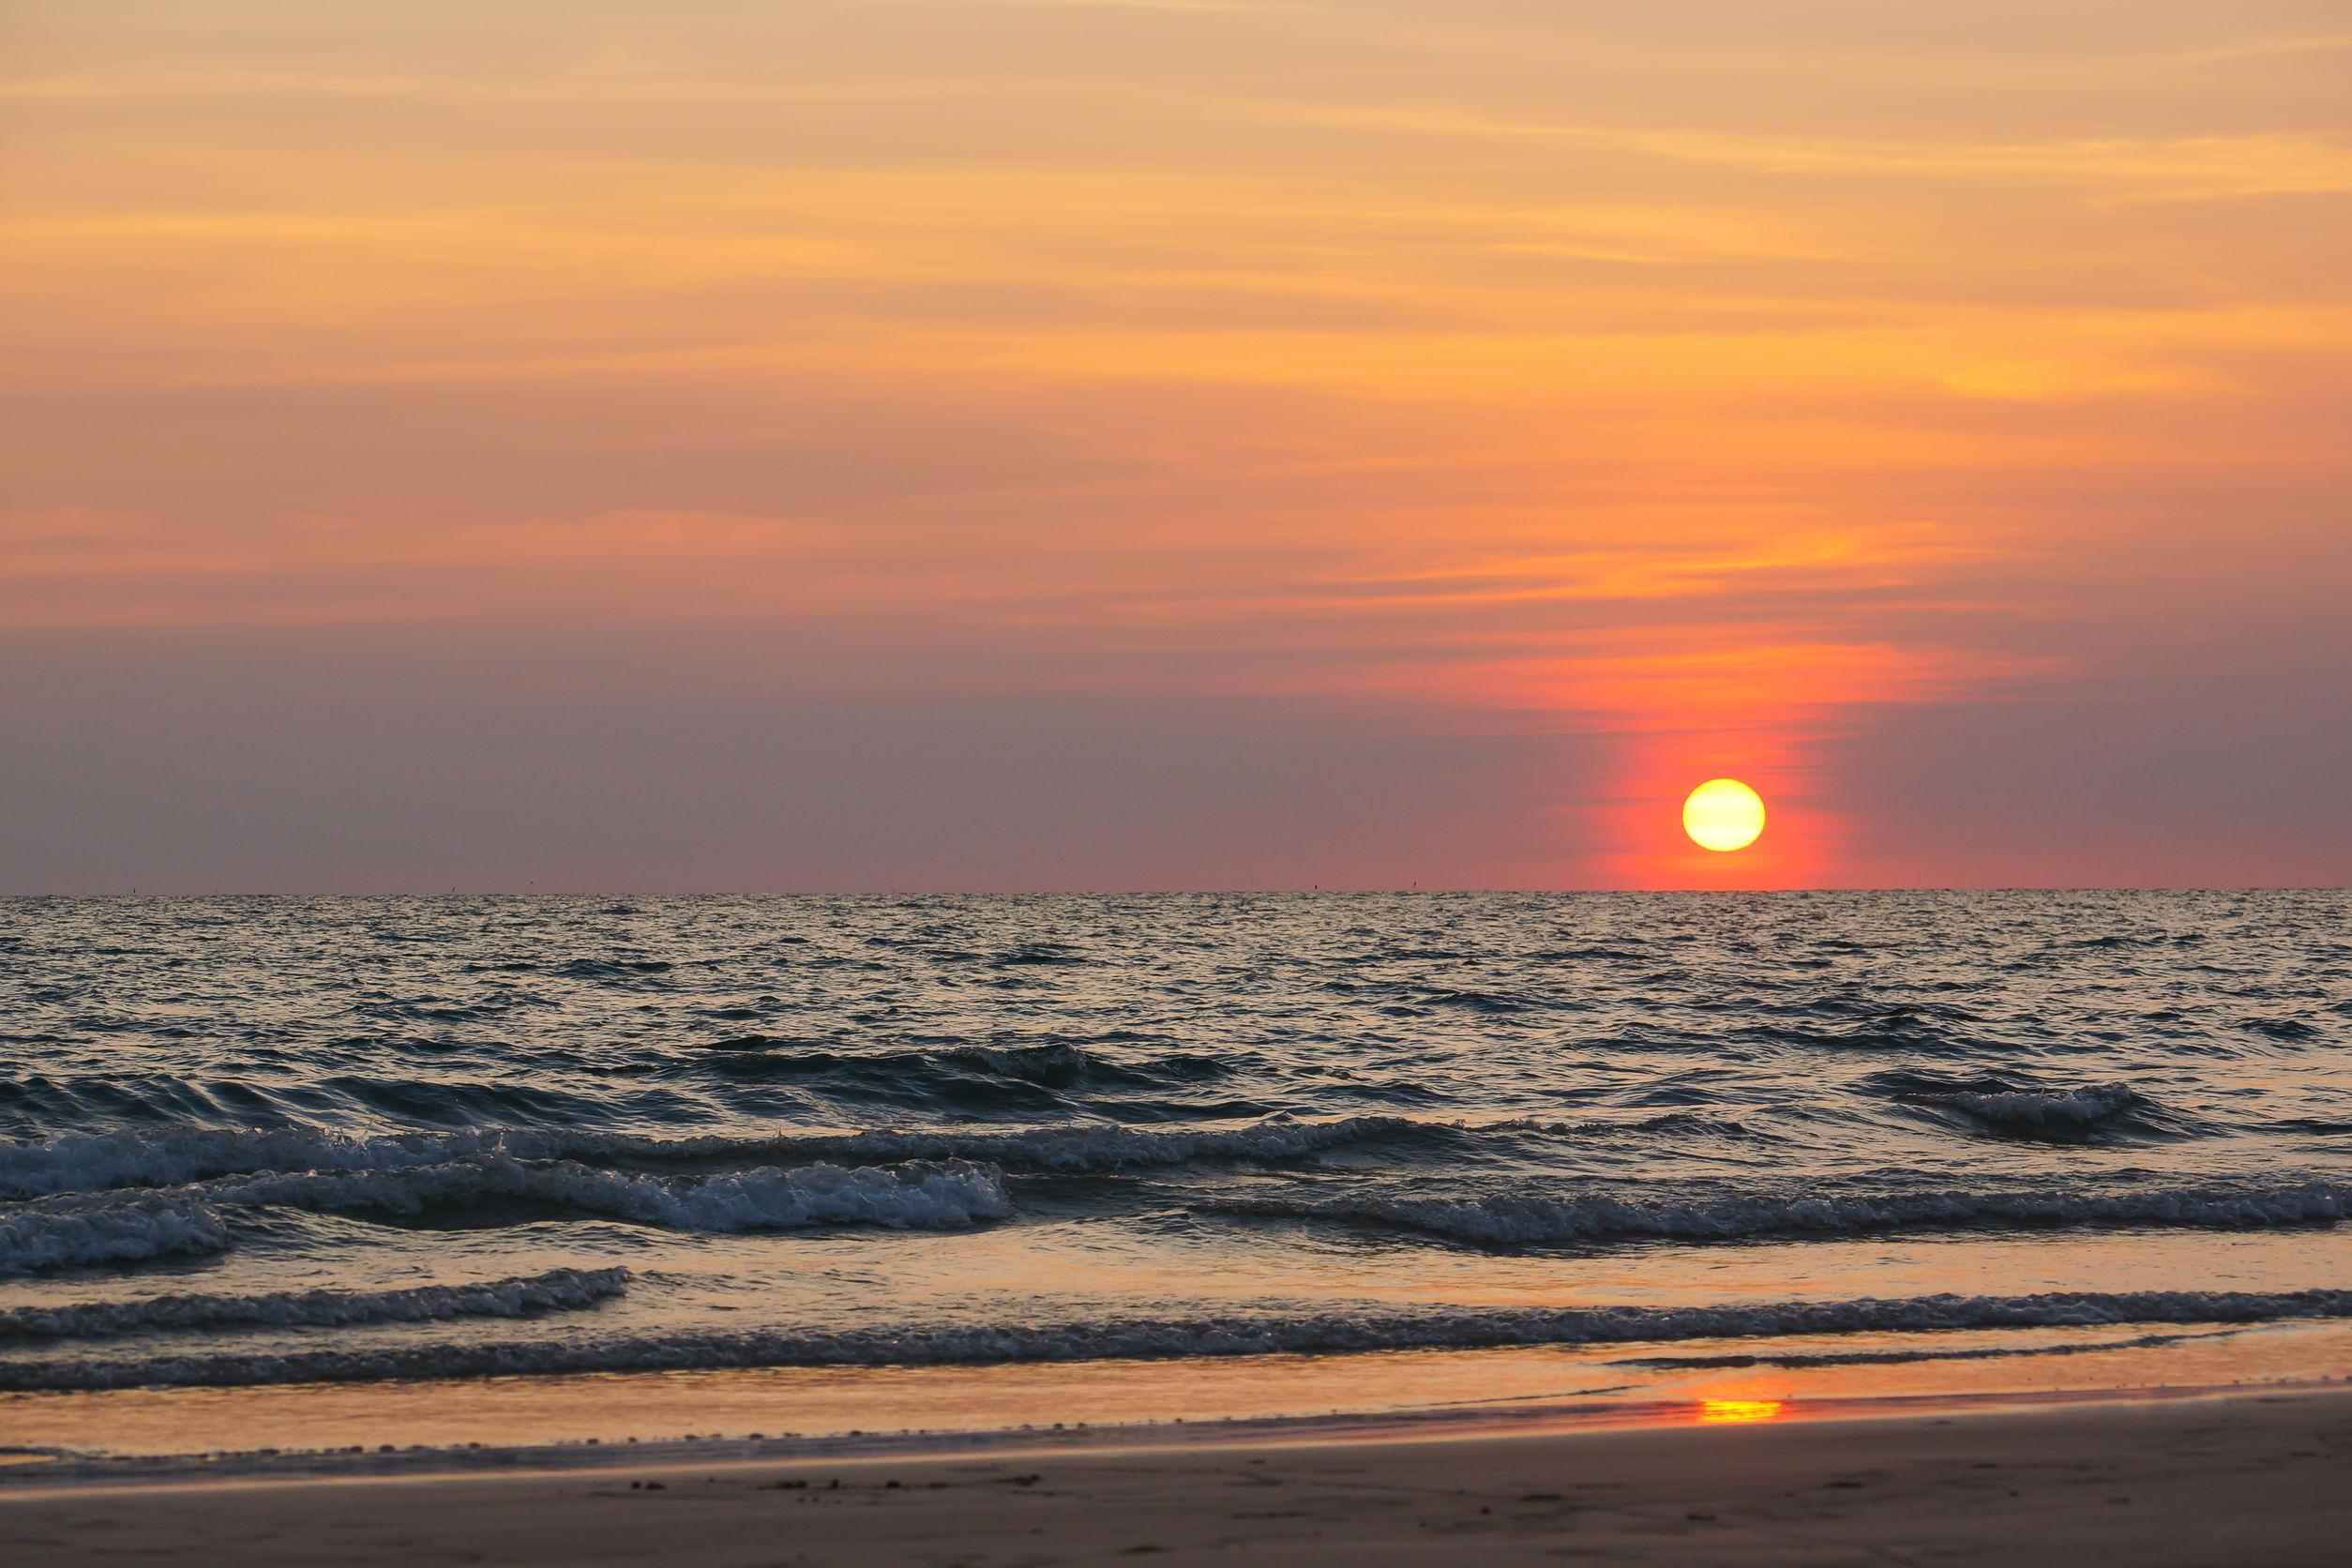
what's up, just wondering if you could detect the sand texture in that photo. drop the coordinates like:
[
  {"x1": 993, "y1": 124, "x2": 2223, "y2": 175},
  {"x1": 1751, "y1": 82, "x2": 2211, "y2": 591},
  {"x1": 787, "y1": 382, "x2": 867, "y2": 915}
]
[{"x1": 6, "y1": 1392, "x2": 2351, "y2": 1565}]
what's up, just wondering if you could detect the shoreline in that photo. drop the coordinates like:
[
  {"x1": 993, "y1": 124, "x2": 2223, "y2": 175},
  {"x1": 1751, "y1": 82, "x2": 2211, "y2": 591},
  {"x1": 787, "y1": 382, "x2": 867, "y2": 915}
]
[
  {"x1": 7, "y1": 1387, "x2": 2350, "y2": 1564},
  {"x1": 6, "y1": 1372, "x2": 2344, "y2": 1492},
  {"x1": 9, "y1": 1314, "x2": 2346, "y2": 1485}
]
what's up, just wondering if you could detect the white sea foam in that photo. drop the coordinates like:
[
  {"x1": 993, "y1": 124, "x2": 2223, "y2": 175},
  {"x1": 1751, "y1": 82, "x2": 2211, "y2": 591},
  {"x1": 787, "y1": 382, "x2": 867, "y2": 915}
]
[
  {"x1": 200, "y1": 1155, "x2": 1015, "y2": 1232},
  {"x1": 0, "y1": 1195, "x2": 230, "y2": 1276},
  {"x1": 0, "y1": 1266, "x2": 629, "y2": 1342},
  {"x1": 1205, "y1": 1179, "x2": 2352, "y2": 1246},
  {"x1": 5, "y1": 1286, "x2": 2345, "y2": 1390},
  {"x1": 4, "y1": 1156, "x2": 1008, "y2": 1264},
  {"x1": 0, "y1": 1126, "x2": 505, "y2": 1201}
]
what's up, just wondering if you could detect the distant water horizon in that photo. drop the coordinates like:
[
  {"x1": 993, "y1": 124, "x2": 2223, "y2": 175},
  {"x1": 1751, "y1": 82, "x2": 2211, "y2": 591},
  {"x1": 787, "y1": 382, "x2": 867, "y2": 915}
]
[{"x1": 3, "y1": 892, "x2": 2346, "y2": 1436}]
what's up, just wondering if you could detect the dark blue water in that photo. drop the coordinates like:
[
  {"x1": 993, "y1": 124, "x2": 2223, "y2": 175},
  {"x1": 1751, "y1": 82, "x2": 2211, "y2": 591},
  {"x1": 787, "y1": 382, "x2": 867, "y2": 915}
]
[{"x1": 2, "y1": 893, "x2": 2347, "y2": 1395}]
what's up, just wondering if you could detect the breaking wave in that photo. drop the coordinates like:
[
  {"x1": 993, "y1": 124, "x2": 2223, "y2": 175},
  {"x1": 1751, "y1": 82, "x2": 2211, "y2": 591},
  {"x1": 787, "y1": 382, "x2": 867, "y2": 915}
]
[
  {"x1": 1899, "y1": 1081, "x2": 2147, "y2": 1131},
  {"x1": 0, "y1": 1159, "x2": 1007, "y2": 1275},
  {"x1": 0, "y1": 1116, "x2": 1426, "y2": 1201},
  {"x1": 1205, "y1": 1179, "x2": 2352, "y2": 1247},
  {"x1": 0, "y1": 1194, "x2": 230, "y2": 1276},
  {"x1": 189, "y1": 1155, "x2": 1013, "y2": 1232}
]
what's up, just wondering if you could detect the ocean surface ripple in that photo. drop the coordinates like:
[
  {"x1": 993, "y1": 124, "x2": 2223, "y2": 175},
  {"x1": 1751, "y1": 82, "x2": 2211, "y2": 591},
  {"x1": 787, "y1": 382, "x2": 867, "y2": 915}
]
[{"x1": 1, "y1": 892, "x2": 2346, "y2": 1392}]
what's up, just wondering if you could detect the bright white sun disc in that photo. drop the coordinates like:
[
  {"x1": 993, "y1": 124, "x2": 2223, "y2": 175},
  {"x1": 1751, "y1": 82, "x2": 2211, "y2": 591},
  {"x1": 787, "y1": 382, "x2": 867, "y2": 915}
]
[{"x1": 1683, "y1": 778, "x2": 1765, "y2": 852}]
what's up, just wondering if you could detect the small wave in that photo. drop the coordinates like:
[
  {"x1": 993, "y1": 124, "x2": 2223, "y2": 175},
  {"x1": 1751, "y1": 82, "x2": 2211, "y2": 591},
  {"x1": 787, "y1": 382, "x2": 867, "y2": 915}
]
[
  {"x1": 558, "y1": 957, "x2": 673, "y2": 980},
  {"x1": 344, "y1": 994, "x2": 519, "y2": 1024},
  {"x1": 1349, "y1": 980, "x2": 1535, "y2": 1016},
  {"x1": 21, "y1": 1157, "x2": 1010, "y2": 1244},
  {"x1": 222, "y1": 1156, "x2": 1010, "y2": 1232},
  {"x1": 1205, "y1": 1179, "x2": 2350, "y2": 1247},
  {"x1": 779, "y1": 1116, "x2": 1428, "y2": 1173},
  {"x1": 1563, "y1": 1111, "x2": 1753, "y2": 1140},
  {"x1": 1900, "y1": 1081, "x2": 2145, "y2": 1130},
  {"x1": 687, "y1": 1040, "x2": 1230, "y2": 1093},
  {"x1": 0, "y1": 1117, "x2": 1413, "y2": 1199},
  {"x1": 0, "y1": 1195, "x2": 230, "y2": 1275},
  {"x1": 1420, "y1": 988, "x2": 1531, "y2": 1015},
  {"x1": 8, "y1": 1287, "x2": 2345, "y2": 1390},
  {"x1": 1792, "y1": 999, "x2": 1982, "y2": 1034},
  {"x1": 1610, "y1": 1327, "x2": 2239, "y2": 1370},
  {"x1": 992, "y1": 942, "x2": 1090, "y2": 967},
  {"x1": 2056, "y1": 931, "x2": 2180, "y2": 952},
  {"x1": 0, "y1": 1125, "x2": 477, "y2": 1201},
  {"x1": 949, "y1": 1043, "x2": 1229, "y2": 1085},
  {"x1": 0, "y1": 1266, "x2": 628, "y2": 1343}
]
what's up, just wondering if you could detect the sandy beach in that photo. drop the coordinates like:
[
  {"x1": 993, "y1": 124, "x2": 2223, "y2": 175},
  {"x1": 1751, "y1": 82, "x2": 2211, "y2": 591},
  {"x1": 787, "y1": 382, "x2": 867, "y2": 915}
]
[{"x1": 7, "y1": 1390, "x2": 2349, "y2": 1565}]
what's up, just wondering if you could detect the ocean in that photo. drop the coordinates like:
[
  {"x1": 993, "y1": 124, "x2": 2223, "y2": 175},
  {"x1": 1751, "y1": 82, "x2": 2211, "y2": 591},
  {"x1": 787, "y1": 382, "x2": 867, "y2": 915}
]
[{"x1": 4, "y1": 892, "x2": 2349, "y2": 1458}]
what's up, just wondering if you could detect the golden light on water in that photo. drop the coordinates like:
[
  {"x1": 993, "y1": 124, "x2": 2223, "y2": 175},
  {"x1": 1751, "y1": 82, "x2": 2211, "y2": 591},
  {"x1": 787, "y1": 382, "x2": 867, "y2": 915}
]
[
  {"x1": 1682, "y1": 779, "x2": 1767, "y2": 853},
  {"x1": 1696, "y1": 1399, "x2": 1787, "y2": 1425}
]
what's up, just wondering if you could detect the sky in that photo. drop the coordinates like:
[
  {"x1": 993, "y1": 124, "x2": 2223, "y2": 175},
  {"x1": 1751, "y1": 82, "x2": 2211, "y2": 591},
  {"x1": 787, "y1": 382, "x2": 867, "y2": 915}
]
[{"x1": 3, "y1": 1, "x2": 2347, "y2": 891}]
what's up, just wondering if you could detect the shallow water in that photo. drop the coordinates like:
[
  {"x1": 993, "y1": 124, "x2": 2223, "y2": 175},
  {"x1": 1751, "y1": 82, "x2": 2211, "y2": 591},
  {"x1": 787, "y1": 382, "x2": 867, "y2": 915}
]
[{"x1": 2, "y1": 893, "x2": 2347, "y2": 1438}]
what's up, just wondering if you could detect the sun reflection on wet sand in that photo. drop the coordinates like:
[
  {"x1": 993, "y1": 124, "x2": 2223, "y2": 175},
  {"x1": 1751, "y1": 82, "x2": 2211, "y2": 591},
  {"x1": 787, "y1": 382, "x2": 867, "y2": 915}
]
[{"x1": 1695, "y1": 1399, "x2": 1787, "y2": 1425}]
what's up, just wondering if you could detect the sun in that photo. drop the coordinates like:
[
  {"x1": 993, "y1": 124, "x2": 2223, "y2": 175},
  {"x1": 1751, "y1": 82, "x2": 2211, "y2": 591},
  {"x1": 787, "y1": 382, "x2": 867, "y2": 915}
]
[{"x1": 1683, "y1": 778, "x2": 1765, "y2": 852}]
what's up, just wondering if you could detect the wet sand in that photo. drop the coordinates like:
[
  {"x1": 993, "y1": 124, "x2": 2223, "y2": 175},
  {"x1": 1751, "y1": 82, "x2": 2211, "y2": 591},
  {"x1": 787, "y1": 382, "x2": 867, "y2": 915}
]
[{"x1": 6, "y1": 1390, "x2": 2349, "y2": 1565}]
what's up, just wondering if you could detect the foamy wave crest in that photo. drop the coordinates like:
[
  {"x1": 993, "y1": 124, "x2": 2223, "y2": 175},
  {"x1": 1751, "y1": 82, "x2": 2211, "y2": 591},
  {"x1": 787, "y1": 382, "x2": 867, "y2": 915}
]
[
  {"x1": 1205, "y1": 1179, "x2": 2351, "y2": 1246},
  {"x1": 0, "y1": 1266, "x2": 628, "y2": 1343},
  {"x1": 17, "y1": 1156, "x2": 1009, "y2": 1240},
  {"x1": 1905, "y1": 1082, "x2": 2145, "y2": 1129},
  {"x1": 0, "y1": 1126, "x2": 507, "y2": 1201},
  {"x1": 0, "y1": 1195, "x2": 230, "y2": 1276},
  {"x1": 0, "y1": 1116, "x2": 1415, "y2": 1200},
  {"x1": 200, "y1": 1156, "x2": 1013, "y2": 1232},
  {"x1": 7, "y1": 1287, "x2": 2346, "y2": 1390}
]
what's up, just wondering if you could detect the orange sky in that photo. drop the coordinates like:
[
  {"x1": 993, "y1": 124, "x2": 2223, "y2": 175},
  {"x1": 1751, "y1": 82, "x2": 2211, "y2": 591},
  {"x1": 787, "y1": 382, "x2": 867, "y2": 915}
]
[{"x1": 3, "y1": 3, "x2": 2347, "y2": 890}]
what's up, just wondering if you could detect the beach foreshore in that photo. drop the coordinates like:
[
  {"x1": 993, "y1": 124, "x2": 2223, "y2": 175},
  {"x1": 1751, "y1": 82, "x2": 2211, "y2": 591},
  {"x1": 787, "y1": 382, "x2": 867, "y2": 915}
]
[{"x1": 5, "y1": 1388, "x2": 2348, "y2": 1565}]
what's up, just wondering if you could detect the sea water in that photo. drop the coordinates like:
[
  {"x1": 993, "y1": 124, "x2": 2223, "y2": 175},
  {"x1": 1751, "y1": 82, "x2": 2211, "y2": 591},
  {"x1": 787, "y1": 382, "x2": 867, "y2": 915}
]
[{"x1": 3, "y1": 893, "x2": 2347, "y2": 1455}]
